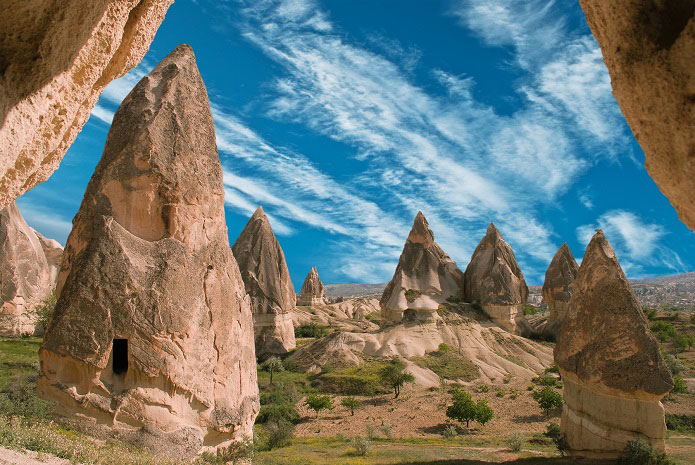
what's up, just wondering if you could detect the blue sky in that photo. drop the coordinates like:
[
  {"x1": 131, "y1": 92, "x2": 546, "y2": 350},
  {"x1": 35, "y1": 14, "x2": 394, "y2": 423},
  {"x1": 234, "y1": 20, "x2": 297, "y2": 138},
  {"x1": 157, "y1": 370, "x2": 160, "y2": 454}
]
[{"x1": 16, "y1": 0, "x2": 695, "y2": 288}]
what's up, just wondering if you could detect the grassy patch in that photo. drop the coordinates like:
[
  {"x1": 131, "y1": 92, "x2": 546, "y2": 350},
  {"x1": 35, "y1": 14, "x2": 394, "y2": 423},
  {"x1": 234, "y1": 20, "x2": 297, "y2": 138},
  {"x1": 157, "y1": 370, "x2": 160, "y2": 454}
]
[
  {"x1": 411, "y1": 348, "x2": 479, "y2": 382},
  {"x1": 667, "y1": 414, "x2": 695, "y2": 433},
  {"x1": 312, "y1": 361, "x2": 389, "y2": 396},
  {"x1": 0, "y1": 337, "x2": 42, "y2": 389}
]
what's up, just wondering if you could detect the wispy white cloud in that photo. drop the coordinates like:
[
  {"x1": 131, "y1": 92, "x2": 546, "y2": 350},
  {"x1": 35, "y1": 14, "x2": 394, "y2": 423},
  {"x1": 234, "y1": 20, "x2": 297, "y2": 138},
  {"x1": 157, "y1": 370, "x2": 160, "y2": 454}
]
[{"x1": 576, "y1": 210, "x2": 686, "y2": 277}]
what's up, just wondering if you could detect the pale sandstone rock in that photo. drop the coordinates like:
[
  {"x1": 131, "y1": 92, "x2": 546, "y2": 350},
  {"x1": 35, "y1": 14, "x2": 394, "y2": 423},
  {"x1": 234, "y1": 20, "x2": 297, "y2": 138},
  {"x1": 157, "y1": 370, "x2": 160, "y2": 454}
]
[
  {"x1": 38, "y1": 45, "x2": 259, "y2": 454},
  {"x1": 232, "y1": 206, "x2": 296, "y2": 356},
  {"x1": 380, "y1": 212, "x2": 464, "y2": 325},
  {"x1": 34, "y1": 231, "x2": 63, "y2": 283},
  {"x1": 542, "y1": 243, "x2": 578, "y2": 340},
  {"x1": 0, "y1": 201, "x2": 56, "y2": 336},
  {"x1": 555, "y1": 229, "x2": 672, "y2": 458},
  {"x1": 464, "y1": 223, "x2": 530, "y2": 335},
  {"x1": 297, "y1": 267, "x2": 327, "y2": 306},
  {"x1": 579, "y1": 1, "x2": 695, "y2": 229},
  {"x1": 292, "y1": 297, "x2": 381, "y2": 333},
  {"x1": 0, "y1": 0, "x2": 173, "y2": 209}
]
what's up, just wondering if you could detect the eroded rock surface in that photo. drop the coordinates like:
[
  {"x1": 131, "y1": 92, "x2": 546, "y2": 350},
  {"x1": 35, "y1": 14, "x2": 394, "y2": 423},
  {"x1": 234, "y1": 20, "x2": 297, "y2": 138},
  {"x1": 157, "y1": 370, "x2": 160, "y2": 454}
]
[
  {"x1": 297, "y1": 267, "x2": 327, "y2": 306},
  {"x1": 380, "y1": 212, "x2": 464, "y2": 325},
  {"x1": 542, "y1": 243, "x2": 578, "y2": 339},
  {"x1": 38, "y1": 45, "x2": 259, "y2": 454},
  {"x1": 232, "y1": 206, "x2": 296, "y2": 356},
  {"x1": 555, "y1": 229, "x2": 672, "y2": 457},
  {"x1": 579, "y1": 1, "x2": 695, "y2": 229},
  {"x1": 464, "y1": 223, "x2": 530, "y2": 335},
  {"x1": 0, "y1": 0, "x2": 173, "y2": 209},
  {"x1": 0, "y1": 202, "x2": 57, "y2": 336}
]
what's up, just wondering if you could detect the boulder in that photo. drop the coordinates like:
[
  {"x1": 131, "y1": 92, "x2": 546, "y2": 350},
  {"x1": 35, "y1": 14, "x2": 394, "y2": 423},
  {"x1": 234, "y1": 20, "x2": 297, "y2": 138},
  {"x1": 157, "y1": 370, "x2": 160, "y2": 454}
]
[
  {"x1": 0, "y1": 0, "x2": 173, "y2": 209},
  {"x1": 380, "y1": 212, "x2": 464, "y2": 325},
  {"x1": 38, "y1": 45, "x2": 259, "y2": 454},
  {"x1": 464, "y1": 223, "x2": 530, "y2": 335},
  {"x1": 232, "y1": 206, "x2": 296, "y2": 356},
  {"x1": 542, "y1": 243, "x2": 578, "y2": 339},
  {"x1": 0, "y1": 201, "x2": 57, "y2": 336},
  {"x1": 297, "y1": 267, "x2": 327, "y2": 306},
  {"x1": 579, "y1": 1, "x2": 695, "y2": 229},
  {"x1": 555, "y1": 229, "x2": 673, "y2": 458}
]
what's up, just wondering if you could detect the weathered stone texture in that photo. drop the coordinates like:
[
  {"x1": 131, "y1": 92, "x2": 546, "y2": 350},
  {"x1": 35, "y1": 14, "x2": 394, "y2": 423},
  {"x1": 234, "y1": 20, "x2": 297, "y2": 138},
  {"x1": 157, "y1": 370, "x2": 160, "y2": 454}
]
[
  {"x1": 380, "y1": 212, "x2": 464, "y2": 325},
  {"x1": 38, "y1": 45, "x2": 259, "y2": 453},
  {"x1": 555, "y1": 229, "x2": 672, "y2": 457},
  {"x1": 0, "y1": 0, "x2": 173, "y2": 209},
  {"x1": 297, "y1": 267, "x2": 327, "y2": 306},
  {"x1": 542, "y1": 243, "x2": 578, "y2": 339},
  {"x1": 232, "y1": 206, "x2": 296, "y2": 356},
  {"x1": 579, "y1": 1, "x2": 695, "y2": 229}
]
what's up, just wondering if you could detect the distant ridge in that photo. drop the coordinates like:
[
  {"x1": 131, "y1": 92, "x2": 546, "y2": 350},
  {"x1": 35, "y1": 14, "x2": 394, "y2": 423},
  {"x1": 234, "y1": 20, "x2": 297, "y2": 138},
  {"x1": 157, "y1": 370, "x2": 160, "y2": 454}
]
[{"x1": 323, "y1": 283, "x2": 387, "y2": 298}]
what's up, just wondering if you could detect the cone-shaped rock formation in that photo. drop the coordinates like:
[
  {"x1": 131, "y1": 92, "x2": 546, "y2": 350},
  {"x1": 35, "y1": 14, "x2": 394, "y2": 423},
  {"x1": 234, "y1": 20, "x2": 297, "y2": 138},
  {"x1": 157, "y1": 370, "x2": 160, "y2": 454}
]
[
  {"x1": 464, "y1": 223, "x2": 530, "y2": 335},
  {"x1": 232, "y1": 206, "x2": 296, "y2": 356},
  {"x1": 38, "y1": 45, "x2": 259, "y2": 453},
  {"x1": 0, "y1": 0, "x2": 173, "y2": 209},
  {"x1": 0, "y1": 202, "x2": 59, "y2": 336},
  {"x1": 555, "y1": 230, "x2": 673, "y2": 457},
  {"x1": 297, "y1": 267, "x2": 326, "y2": 306},
  {"x1": 542, "y1": 243, "x2": 578, "y2": 339},
  {"x1": 579, "y1": 1, "x2": 695, "y2": 230},
  {"x1": 380, "y1": 212, "x2": 464, "y2": 325}
]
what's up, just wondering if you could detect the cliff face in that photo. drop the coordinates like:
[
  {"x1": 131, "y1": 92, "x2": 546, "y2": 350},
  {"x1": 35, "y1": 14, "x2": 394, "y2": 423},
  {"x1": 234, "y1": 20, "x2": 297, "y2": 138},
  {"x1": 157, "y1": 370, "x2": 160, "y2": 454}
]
[
  {"x1": 542, "y1": 243, "x2": 578, "y2": 339},
  {"x1": 38, "y1": 45, "x2": 259, "y2": 453}
]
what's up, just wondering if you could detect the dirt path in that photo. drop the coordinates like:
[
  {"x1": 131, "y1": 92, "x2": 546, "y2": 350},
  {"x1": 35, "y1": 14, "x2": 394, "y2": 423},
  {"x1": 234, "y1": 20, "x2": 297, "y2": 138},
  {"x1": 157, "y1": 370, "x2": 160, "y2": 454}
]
[{"x1": 0, "y1": 447, "x2": 70, "y2": 465}]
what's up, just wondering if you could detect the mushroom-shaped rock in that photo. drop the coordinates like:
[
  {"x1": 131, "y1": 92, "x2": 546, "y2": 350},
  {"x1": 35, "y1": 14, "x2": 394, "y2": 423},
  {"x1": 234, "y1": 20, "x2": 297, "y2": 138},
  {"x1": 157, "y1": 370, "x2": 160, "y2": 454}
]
[
  {"x1": 38, "y1": 45, "x2": 259, "y2": 453},
  {"x1": 232, "y1": 206, "x2": 296, "y2": 356},
  {"x1": 380, "y1": 212, "x2": 464, "y2": 325},
  {"x1": 297, "y1": 267, "x2": 326, "y2": 306},
  {"x1": 464, "y1": 223, "x2": 530, "y2": 335},
  {"x1": 542, "y1": 243, "x2": 578, "y2": 339},
  {"x1": 0, "y1": 0, "x2": 173, "y2": 209},
  {"x1": 0, "y1": 202, "x2": 58, "y2": 336},
  {"x1": 578, "y1": 1, "x2": 695, "y2": 230},
  {"x1": 555, "y1": 230, "x2": 673, "y2": 458}
]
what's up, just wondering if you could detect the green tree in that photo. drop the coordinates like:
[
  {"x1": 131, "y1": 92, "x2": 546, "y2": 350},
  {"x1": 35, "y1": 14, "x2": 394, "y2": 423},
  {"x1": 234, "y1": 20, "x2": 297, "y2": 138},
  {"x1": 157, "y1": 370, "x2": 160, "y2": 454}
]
[
  {"x1": 532, "y1": 386, "x2": 563, "y2": 416},
  {"x1": 341, "y1": 396, "x2": 360, "y2": 416},
  {"x1": 445, "y1": 389, "x2": 494, "y2": 430},
  {"x1": 260, "y1": 356, "x2": 285, "y2": 386},
  {"x1": 674, "y1": 334, "x2": 689, "y2": 353},
  {"x1": 475, "y1": 399, "x2": 494, "y2": 425},
  {"x1": 305, "y1": 394, "x2": 333, "y2": 417},
  {"x1": 378, "y1": 359, "x2": 415, "y2": 398}
]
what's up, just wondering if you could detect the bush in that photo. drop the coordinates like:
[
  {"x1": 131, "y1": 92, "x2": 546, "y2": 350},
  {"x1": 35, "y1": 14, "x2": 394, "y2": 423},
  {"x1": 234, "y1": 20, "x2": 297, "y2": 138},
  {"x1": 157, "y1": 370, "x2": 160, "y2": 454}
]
[
  {"x1": 544, "y1": 364, "x2": 560, "y2": 375},
  {"x1": 532, "y1": 386, "x2": 563, "y2": 416},
  {"x1": 378, "y1": 359, "x2": 414, "y2": 398},
  {"x1": 379, "y1": 422, "x2": 393, "y2": 439},
  {"x1": 673, "y1": 334, "x2": 689, "y2": 353},
  {"x1": 619, "y1": 439, "x2": 675, "y2": 465},
  {"x1": 350, "y1": 437, "x2": 371, "y2": 456},
  {"x1": 295, "y1": 323, "x2": 329, "y2": 338},
  {"x1": 404, "y1": 289, "x2": 422, "y2": 303},
  {"x1": 506, "y1": 433, "x2": 524, "y2": 452},
  {"x1": 341, "y1": 397, "x2": 360, "y2": 416},
  {"x1": 31, "y1": 291, "x2": 56, "y2": 334},
  {"x1": 523, "y1": 305, "x2": 537, "y2": 316},
  {"x1": 664, "y1": 354, "x2": 684, "y2": 375},
  {"x1": 531, "y1": 375, "x2": 560, "y2": 387},
  {"x1": 496, "y1": 389, "x2": 505, "y2": 398},
  {"x1": 305, "y1": 394, "x2": 333, "y2": 417},
  {"x1": 262, "y1": 419, "x2": 295, "y2": 450},
  {"x1": 545, "y1": 422, "x2": 562, "y2": 439},
  {"x1": 446, "y1": 389, "x2": 494, "y2": 429},
  {"x1": 666, "y1": 414, "x2": 695, "y2": 432},
  {"x1": 672, "y1": 375, "x2": 688, "y2": 394},
  {"x1": 474, "y1": 383, "x2": 490, "y2": 393},
  {"x1": 438, "y1": 343, "x2": 451, "y2": 353},
  {"x1": 442, "y1": 425, "x2": 458, "y2": 438},
  {"x1": 650, "y1": 321, "x2": 675, "y2": 342},
  {"x1": 256, "y1": 382, "x2": 300, "y2": 425},
  {"x1": 645, "y1": 308, "x2": 658, "y2": 321}
]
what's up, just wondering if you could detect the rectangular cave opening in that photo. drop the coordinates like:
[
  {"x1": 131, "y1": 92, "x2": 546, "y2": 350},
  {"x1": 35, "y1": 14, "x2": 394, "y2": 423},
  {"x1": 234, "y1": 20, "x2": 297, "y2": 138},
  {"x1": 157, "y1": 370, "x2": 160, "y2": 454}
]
[{"x1": 112, "y1": 338, "x2": 128, "y2": 375}]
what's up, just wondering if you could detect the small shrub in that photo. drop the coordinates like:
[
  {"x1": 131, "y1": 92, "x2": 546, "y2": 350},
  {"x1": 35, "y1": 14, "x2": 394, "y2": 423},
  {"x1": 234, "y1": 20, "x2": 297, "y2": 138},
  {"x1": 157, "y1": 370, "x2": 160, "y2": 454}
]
[
  {"x1": 341, "y1": 396, "x2": 360, "y2": 416},
  {"x1": 664, "y1": 354, "x2": 684, "y2": 375},
  {"x1": 503, "y1": 374, "x2": 512, "y2": 384},
  {"x1": 305, "y1": 394, "x2": 333, "y2": 417},
  {"x1": 532, "y1": 386, "x2": 563, "y2": 416},
  {"x1": 442, "y1": 424, "x2": 458, "y2": 438},
  {"x1": 522, "y1": 305, "x2": 537, "y2": 316},
  {"x1": 404, "y1": 289, "x2": 422, "y2": 303},
  {"x1": 673, "y1": 334, "x2": 690, "y2": 353},
  {"x1": 496, "y1": 389, "x2": 505, "y2": 398},
  {"x1": 666, "y1": 414, "x2": 695, "y2": 432},
  {"x1": 438, "y1": 343, "x2": 451, "y2": 353},
  {"x1": 295, "y1": 323, "x2": 329, "y2": 338},
  {"x1": 672, "y1": 375, "x2": 688, "y2": 394},
  {"x1": 619, "y1": 439, "x2": 676, "y2": 465},
  {"x1": 509, "y1": 387, "x2": 520, "y2": 400},
  {"x1": 366, "y1": 424, "x2": 378, "y2": 440},
  {"x1": 545, "y1": 422, "x2": 562, "y2": 439},
  {"x1": 544, "y1": 364, "x2": 560, "y2": 375},
  {"x1": 474, "y1": 383, "x2": 490, "y2": 393},
  {"x1": 506, "y1": 433, "x2": 523, "y2": 452},
  {"x1": 262, "y1": 419, "x2": 295, "y2": 450},
  {"x1": 350, "y1": 437, "x2": 371, "y2": 456},
  {"x1": 379, "y1": 422, "x2": 393, "y2": 439},
  {"x1": 650, "y1": 321, "x2": 675, "y2": 342},
  {"x1": 531, "y1": 375, "x2": 560, "y2": 387},
  {"x1": 527, "y1": 383, "x2": 535, "y2": 391},
  {"x1": 645, "y1": 308, "x2": 658, "y2": 321}
]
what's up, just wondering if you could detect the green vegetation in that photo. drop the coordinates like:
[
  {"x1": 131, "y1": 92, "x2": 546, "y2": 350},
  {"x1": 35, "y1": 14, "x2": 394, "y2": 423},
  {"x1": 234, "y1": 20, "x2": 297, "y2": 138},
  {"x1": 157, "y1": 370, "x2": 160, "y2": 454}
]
[
  {"x1": 260, "y1": 356, "x2": 285, "y2": 385},
  {"x1": 31, "y1": 291, "x2": 57, "y2": 335},
  {"x1": 410, "y1": 344, "x2": 479, "y2": 382},
  {"x1": 506, "y1": 433, "x2": 523, "y2": 452},
  {"x1": 257, "y1": 381, "x2": 301, "y2": 424},
  {"x1": 259, "y1": 419, "x2": 296, "y2": 450},
  {"x1": 672, "y1": 375, "x2": 689, "y2": 394},
  {"x1": 378, "y1": 359, "x2": 415, "y2": 398},
  {"x1": 532, "y1": 386, "x2": 563, "y2": 416},
  {"x1": 545, "y1": 423, "x2": 569, "y2": 456},
  {"x1": 666, "y1": 414, "x2": 695, "y2": 433},
  {"x1": 620, "y1": 439, "x2": 676, "y2": 465},
  {"x1": 522, "y1": 305, "x2": 538, "y2": 316},
  {"x1": 0, "y1": 336, "x2": 42, "y2": 389},
  {"x1": 403, "y1": 289, "x2": 422, "y2": 303},
  {"x1": 305, "y1": 394, "x2": 333, "y2": 417},
  {"x1": 313, "y1": 361, "x2": 388, "y2": 396},
  {"x1": 341, "y1": 396, "x2": 360, "y2": 416},
  {"x1": 350, "y1": 437, "x2": 371, "y2": 456},
  {"x1": 531, "y1": 374, "x2": 562, "y2": 388},
  {"x1": 295, "y1": 322, "x2": 329, "y2": 338},
  {"x1": 445, "y1": 389, "x2": 494, "y2": 429},
  {"x1": 651, "y1": 321, "x2": 676, "y2": 342}
]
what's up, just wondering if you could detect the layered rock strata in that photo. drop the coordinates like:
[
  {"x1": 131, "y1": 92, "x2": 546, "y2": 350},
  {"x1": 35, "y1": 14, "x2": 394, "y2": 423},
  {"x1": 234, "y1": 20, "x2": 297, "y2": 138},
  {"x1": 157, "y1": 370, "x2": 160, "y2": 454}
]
[
  {"x1": 464, "y1": 223, "x2": 530, "y2": 335},
  {"x1": 555, "y1": 230, "x2": 673, "y2": 458},
  {"x1": 232, "y1": 206, "x2": 296, "y2": 356},
  {"x1": 542, "y1": 243, "x2": 578, "y2": 339},
  {"x1": 38, "y1": 45, "x2": 259, "y2": 453},
  {"x1": 579, "y1": 1, "x2": 695, "y2": 229},
  {"x1": 380, "y1": 212, "x2": 464, "y2": 325},
  {"x1": 297, "y1": 267, "x2": 327, "y2": 306},
  {"x1": 0, "y1": 202, "x2": 59, "y2": 336},
  {"x1": 0, "y1": 0, "x2": 173, "y2": 209}
]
